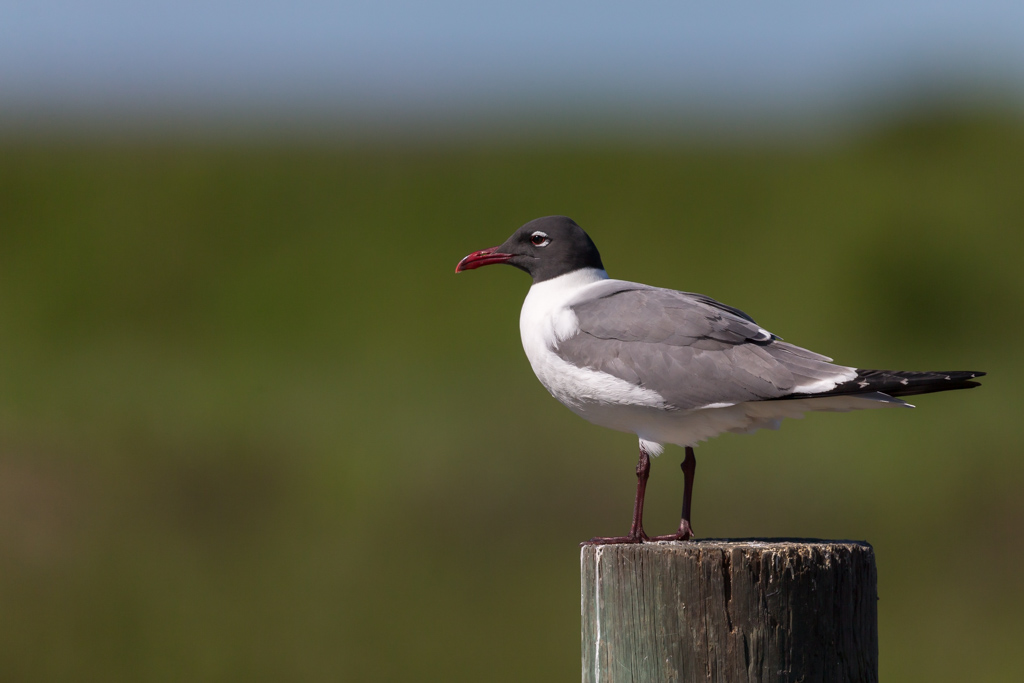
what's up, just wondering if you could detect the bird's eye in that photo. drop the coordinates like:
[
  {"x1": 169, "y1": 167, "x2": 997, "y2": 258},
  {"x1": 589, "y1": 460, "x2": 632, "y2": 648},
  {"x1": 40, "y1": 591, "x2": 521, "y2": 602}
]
[{"x1": 530, "y1": 231, "x2": 551, "y2": 247}]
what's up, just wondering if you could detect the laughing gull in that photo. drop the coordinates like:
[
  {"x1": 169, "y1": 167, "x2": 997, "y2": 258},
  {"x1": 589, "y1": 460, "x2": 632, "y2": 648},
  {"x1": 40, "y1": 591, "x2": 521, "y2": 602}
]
[{"x1": 456, "y1": 216, "x2": 984, "y2": 544}]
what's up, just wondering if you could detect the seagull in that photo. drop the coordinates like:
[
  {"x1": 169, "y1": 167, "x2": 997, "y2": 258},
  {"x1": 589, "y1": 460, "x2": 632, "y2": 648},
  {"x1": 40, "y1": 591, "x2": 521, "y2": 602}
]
[{"x1": 455, "y1": 216, "x2": 985, "y2": 545}]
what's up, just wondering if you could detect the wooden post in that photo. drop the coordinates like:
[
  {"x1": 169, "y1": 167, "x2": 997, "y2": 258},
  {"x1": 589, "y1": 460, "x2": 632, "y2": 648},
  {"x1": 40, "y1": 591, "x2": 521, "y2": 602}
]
[{"x1": 581, "y1": 540, "x2": 877, "y2": 683}]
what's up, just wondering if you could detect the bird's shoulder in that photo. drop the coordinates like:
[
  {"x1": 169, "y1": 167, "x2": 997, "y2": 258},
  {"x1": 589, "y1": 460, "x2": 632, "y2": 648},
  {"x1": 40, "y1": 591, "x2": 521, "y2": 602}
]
[{"x1": 566, "y1": 279, "x2": 773, "y2": 347}]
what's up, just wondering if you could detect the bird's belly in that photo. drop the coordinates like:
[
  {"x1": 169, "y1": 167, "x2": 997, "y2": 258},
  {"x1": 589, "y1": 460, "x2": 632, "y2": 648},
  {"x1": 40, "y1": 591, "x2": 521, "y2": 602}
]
[{"x1": 564, "y1": 396, "x2": 897, "y2": 448}]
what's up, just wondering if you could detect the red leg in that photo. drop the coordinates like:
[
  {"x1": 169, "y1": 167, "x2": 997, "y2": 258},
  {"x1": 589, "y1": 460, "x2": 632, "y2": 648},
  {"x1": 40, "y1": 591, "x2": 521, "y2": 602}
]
[
  {"x1": 583, "y1": 443, "x2": 652, "y2": 545},
  {"x1": 652, "y1": 446, "x2": 696, "y2": 542}
]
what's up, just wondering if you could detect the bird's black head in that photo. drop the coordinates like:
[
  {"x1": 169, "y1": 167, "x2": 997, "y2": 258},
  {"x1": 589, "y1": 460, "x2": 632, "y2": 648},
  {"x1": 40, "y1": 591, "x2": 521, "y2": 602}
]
[{"x1": 455, "y1": 216, "x2": 605, "y2": 283}]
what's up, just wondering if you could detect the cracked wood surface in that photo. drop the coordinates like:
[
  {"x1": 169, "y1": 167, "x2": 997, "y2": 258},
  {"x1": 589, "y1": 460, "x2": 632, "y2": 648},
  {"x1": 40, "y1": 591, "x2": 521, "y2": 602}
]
[{"x1": 581, "y1": 540, "x2": 878, "y2": 683}]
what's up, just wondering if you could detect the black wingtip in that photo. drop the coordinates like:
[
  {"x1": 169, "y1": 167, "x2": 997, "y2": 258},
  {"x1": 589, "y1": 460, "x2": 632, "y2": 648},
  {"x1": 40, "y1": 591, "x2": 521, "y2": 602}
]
[{"x1": 772, "y1": 369, "x2": 986, "y2": 401}]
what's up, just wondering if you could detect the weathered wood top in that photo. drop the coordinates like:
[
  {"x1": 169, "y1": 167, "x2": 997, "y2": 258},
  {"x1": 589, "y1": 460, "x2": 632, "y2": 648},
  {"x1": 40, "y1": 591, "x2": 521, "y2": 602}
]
[{"x1": 582, "y1": 539, "x2": 878, "y2": 683}]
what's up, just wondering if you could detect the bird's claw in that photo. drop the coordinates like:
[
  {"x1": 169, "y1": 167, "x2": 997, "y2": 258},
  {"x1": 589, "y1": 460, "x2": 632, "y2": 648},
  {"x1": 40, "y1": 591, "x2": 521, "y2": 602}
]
[{"x1": 651, "y1": 520, "x2": 694, "y2": 542}]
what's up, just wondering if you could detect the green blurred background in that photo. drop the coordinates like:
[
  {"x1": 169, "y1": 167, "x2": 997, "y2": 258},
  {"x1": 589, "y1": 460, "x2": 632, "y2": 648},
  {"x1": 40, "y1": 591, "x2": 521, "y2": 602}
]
[
  {"x1": 4, "y1": 4, "x2": 1024, "y2": 681},
  {"x1": 1, "y1": 113, "x2": 1021, "y2": 681}
]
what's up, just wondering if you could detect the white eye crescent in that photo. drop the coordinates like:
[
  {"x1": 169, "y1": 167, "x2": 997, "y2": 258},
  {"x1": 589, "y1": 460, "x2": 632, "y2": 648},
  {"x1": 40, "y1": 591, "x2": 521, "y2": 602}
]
[{"x1": 530, "y1": 231, "x2": 551, "y2": 247}]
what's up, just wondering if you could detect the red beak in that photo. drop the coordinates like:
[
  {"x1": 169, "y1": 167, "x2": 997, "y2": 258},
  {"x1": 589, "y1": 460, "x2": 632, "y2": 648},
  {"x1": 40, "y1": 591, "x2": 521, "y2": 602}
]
[{"x1": 455, "y1": 246, "x2": 514, "y2": 272}]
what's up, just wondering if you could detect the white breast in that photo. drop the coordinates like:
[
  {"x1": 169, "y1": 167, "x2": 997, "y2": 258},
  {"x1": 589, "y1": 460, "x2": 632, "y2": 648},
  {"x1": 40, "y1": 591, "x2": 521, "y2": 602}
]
[{"x1": 518, "y1": 269, "x2": 669, "y2": 418}]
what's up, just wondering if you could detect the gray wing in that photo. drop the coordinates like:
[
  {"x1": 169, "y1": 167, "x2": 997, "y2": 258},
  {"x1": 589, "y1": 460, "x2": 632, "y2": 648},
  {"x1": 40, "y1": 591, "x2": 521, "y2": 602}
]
[{"x1": 556, "y1": 284, "x2": 852, "y2": 411}]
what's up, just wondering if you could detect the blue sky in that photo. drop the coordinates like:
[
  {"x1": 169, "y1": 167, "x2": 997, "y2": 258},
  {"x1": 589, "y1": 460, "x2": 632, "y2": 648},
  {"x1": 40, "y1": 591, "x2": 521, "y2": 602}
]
[{"x1": 3, "y1": 2, "x2": 1024, "y2": 129}]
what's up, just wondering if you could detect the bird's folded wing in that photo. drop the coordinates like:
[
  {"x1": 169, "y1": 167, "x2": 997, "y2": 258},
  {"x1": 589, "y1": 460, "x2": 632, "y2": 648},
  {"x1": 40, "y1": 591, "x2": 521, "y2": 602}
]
[{"x1": 556, "y1": 284, "x2": 856, "y2": 411}]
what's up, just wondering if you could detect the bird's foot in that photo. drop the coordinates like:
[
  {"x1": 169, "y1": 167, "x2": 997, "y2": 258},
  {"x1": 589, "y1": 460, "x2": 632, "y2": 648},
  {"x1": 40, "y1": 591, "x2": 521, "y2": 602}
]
[
  {"x1": 580, "y1": 529, "x2": 650, "y2": 546},
  {"x1": 651, "y1": 520, "x2": 694, "y2": 542}
]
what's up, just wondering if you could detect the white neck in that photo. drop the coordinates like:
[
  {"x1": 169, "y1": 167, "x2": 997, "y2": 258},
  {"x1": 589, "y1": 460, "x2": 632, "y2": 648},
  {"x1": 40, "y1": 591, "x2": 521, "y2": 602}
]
[
  {"x1": 520, "y1": 267, "x2": 610, "y2": 348},
  {"x1": 531, "y1": 267, "x2": 609, "y2": 293}
]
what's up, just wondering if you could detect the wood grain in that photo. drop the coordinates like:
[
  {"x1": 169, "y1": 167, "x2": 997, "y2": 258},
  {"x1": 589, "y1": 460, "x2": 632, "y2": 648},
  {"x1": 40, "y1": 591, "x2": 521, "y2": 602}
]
[{"x1": 581, "y1": 540, "x2": 877, "y2": 683}]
